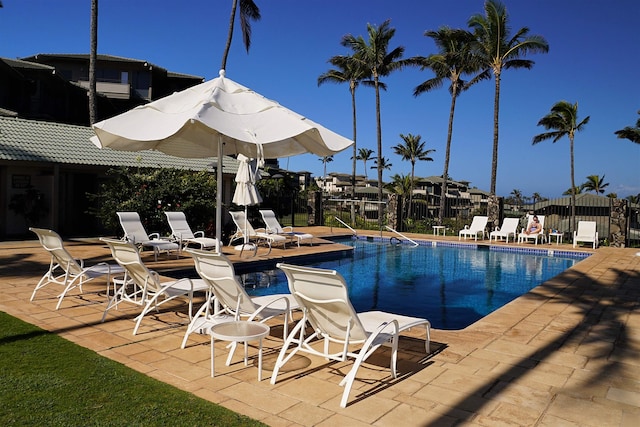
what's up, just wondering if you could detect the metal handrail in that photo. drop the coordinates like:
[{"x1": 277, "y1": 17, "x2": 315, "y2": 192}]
[
  {"x1": 334, "y1": 216, "x2": 357, "y2": 235},
  {"x1": 384, "y1": 226, "x2": 419, "y2": 247}
]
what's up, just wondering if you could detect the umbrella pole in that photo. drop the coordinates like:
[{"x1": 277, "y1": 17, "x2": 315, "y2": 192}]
[{"x1": 216, "y1": 136, "x2": 223, "y2": 253}]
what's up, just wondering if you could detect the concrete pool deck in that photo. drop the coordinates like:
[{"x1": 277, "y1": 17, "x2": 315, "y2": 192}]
[{"x1": 1, "y1": 227, "x2": 639, "y2": 426}]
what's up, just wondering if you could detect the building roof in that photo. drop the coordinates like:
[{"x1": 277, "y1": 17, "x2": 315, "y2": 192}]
[{"x1": 0, "y1": 116, "x2": 239, "y2": 174}]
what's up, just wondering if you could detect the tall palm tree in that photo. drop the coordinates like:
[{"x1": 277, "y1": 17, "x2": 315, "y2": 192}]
[
  {"x1": 355, "y1": 148, "x2": 374, "y2": 181},
  {"x1": 614, "y1": 110, "x2": 640, "y2": 144},
  {"x1": 319, "y1": 155, "x2": 333, "y2": 193},
  {"x1": 318, "y1": 54, "x2": 370, "y2": 199},
  {"x1": 88, "y1": 0, "x2": 98, "y2": 125},
  {"x1": 582, "y1": 174, "x2": 609, "y2": 194},
  {"x1": 342, "y1": 20, "x2": 406, "y2": 226},
  {"x1": 533, "y1": 101, "x2": 590, "y2": 232},
  {"x1": 468, "y1": 0, "x2": 549, "y2": 195},
  {"x1": 510, "y1": 188, "x2": 524, "y2": 209},
  {"x1": 386, "y1": 173, "x2": 413, "y2": 222},
  {"x1": 563, "y1": 186, "x2": 584, "y2": 196},
  {"x1": 411, "y1": 27, "x2": 483, "y2": 225},
  {"x1": 372, "y1": 157, "x2": 393, "y2": 173},
  {"x1": 392, "y1": 133, "x2": 434, "y2": 217},
  {"x1": 221, "y1": 0, "x2": 261, "y2": 71}
]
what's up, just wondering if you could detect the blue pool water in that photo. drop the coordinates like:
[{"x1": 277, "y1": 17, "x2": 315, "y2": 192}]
[{"x1": 241, "y1": 238, "x2": 588, "y2": 330}]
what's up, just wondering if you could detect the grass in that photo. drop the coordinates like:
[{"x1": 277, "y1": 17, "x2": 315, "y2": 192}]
[{"x1": 0, "y1": 311, "x2": 266, "y2": 426}]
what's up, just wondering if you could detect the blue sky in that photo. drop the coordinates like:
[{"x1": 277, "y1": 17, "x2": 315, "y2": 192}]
[{"x1": 2, "y1": 0, "x2": 638, "y2": 199}]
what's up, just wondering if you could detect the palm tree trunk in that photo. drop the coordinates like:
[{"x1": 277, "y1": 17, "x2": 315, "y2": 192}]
[
  {"x1": 439, "y1": 91, "x2": 457, "y2": 225},
  {"x1": 221, "y1": 0, "x2": 239, "y2": 71},
  {"x1": 490, "y1": 71, "x2": 501, "y2": 196},
  {"x1": 375, "y1": 78, "x2": 383, "y2": 229},
  {"x1": 88, "y1": 0, "x2": 98, "y2": 125},
  {"x1": 350, "y1": 84, "x2": 357, "y2": 225},
  {"x1": 570, "y1": 134, "x2": 576, "y2": 232}
]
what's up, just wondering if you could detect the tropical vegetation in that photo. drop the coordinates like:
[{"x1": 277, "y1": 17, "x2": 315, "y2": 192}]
[{"x1": 392, "y1": 133, "x2": 434, "y2": 217}]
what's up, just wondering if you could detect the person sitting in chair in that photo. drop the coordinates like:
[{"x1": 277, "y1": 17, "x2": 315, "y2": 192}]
[{"x1": 524, "y1": 216, "x2": 541, "y2": 235}]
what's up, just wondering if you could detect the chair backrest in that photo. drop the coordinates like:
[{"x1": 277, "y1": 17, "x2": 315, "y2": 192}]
[
  {"x1": 229, "y1": 211, "x2": 257, "y2": 236},
  {"x1": 501, "y1": 218, "x2": 520, "y2": 233},
  {"x1": 100, "y1": 237, "x2": 161, "y2": 293},
  {"x1": 30, "y1": 227, "x2": 84, "y2": 276},
  {"x1": 576, "y1": 221, "x2": 596, "y2": 237},
  {"x1": 165, "y1": 211, "x2": 195, "y2": 240},
  {"x1": 277, "y1": 263, "x2": 368, "y2": 343},
  {"x1": 117, "y1": 212, "x2": 151, "y2": 243},
  {"x1": 469, "y1": 216, "x2": 488, "y2": 232},
  {"x1": 524, "y1": 214, "x2": 545, "y2": 232},
  {"x1": 186, "y1": 249, "x2": 257, "y2": 315},
  {"x1": 259, "y1": 209, "x2": 284, "y2": 233}
]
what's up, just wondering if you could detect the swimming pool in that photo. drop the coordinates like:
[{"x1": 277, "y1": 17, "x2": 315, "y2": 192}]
[{"x1": 242, "y1": 237, "x2": 589, "y2": 329}]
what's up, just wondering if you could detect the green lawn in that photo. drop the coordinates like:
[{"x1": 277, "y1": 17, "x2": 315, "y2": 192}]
[{"x1": 0, "y1": 312, "x2": 265, "y2": 426}]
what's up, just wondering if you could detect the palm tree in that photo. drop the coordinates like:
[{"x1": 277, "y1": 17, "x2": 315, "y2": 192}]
[
  {"x1": 510, "y1": 189, "x2": 524, "y2": 209},
  {"x1": 355, "y1": 148, "x2": 374, "y2": 181},
  {"x1": 221, "y1": 0, "x2": 261, "y2": 71},
  {"x1": 392, "y1": 133, "x2": 434, "y2": 217},
  {"x1": 318, "y1": 54, "x2": 370, "y2": 200},
  {"x1": 614, "y1": 110, "x2": 640, "y2": 144},
  {"x1": 563, "y1": 186, "x2": 583, "y2": 196},
  {"x1": 372, "y1": 157, "x2": 393, "y2": 173},
  {"x1": 582, "y1": 174, "x2": 609, "y2": 194},
  {"x1": 342, "y1": 20, "x2": 406, "y2": 226},
  {"x1": 88, "y1": 0, "x2": 98, "y2": 125},
  {"x1": 319, "y1": 155, "x2": 333, "y2": 193},
  {"x1": 468, "y1": 0, "x2": 549, "y2": 195},
  {"x1": 411, "y1": 27, "x2": 482, "y2": 225},
  {"x1": 531, "y1": 192, "x2": 545, "y2": 205},
  {"x1": 533, "y1": 101, "x2": 590, "y2": 232},
  {"x1": 386, "y1": 173, "x2": 412, "y2": 222}
]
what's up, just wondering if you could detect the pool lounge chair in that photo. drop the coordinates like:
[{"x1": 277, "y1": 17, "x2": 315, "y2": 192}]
[
  {"x1": 117, "y1": 212, "x2": 180, "y2": 261},
  {"x1": 517, "y1": 214, "x2": 546, "y2": 245},
  {"x1": 489, "y1": 217, "x2": 520, "y2": 244},
  {"x1": 573, "y1": 220, "x2": 598, "y2": 249},
  {"x1": 165, "y1": 211, "x2": 218, "y2": 251},
  {"x1": 100, "y1": 238, "x2": 208, "y2": 335},
  {"x1": 271, "y1": 263, "x2": 430, "y2": 408},
  {"x1": 181, "y1": 249, "x2": 299, "y2": 356},
  {"x1": 29, "y1": 227, "x2": 124, "y2": 309},
  {"x1": 458, "y1": 216, "x2": 488, "y2": 241},
  {"x1": 228, "y1": 211, "x2": 288, "y2": 256},
  {"x1": 259, "y1": 209, "x2": 313, "y2": 247}
]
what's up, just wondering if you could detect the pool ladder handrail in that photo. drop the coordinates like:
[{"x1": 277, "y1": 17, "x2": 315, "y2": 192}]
[
  {"x1": 333, "y1": 216, "x2": 357, "y2": 236},
  {"x1": 385, "y1": 226, "x2": 419, "y2": 247}
]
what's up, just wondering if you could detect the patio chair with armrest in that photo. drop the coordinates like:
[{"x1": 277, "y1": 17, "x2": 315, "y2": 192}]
[
  {"x1": 489, "y1": 217, "x2": 520, "y2": 244},
  {"x1": 458, "y1": 216, "x2": 488, "y2": 241},
  {"x1": 259, "y1": 209, "x2": 313, "y2": 247},
  {"x1": 165, "y1": 211, "x2": 218, "y2": 251},
  {"x1": 29, "y1": 227, "x2": 124, "y2": 309},
  {"x1": 573, "y1": 221, "x2": 598, "y2": 249},
  {"x1": 271, "y1": 263, "x2": 431, "y2": 408},
  {"x1": 228, "y1": 210, "x2": 288, "y2": 256},
  {"x1": 181, "y1": 250, "x2": 299, "y2": 364},
  {"x1": 100, "y1": 238, "x2": 208, "y2": 335},
  {"x1": 517, "y1": 214, "x2": 546, "y2": 245},
  {"x1": 117, "y1": 212, "x2": 180, "y2": 261}
]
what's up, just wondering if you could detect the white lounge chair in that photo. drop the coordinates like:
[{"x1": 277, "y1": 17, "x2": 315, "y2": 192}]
[
  {"x1": 29, "y1": 227, "x2": 124, "y2": 309},
  {"x1": 228, "y1": 211, "x2": 288, "y2": 256},
  {"x1": 100, "y1": 238, "x2": 208, "y2": 335},
  {"x1": 271, "y1": 263, "x2": 430, "y2": 408},
  {"x1": 259, "y1": 209, "x2": 313, "y2": 247},
  {"x1": 458, "y1": 216, "x2": 488, "y2": 241},
  {"x1": 489, "y1": 217, "x2": 520, "y2": 243},
  {"x1": 517, "y1": 214, "x2": 546, "y2": 245},
  {"x1": 117, "y1": 212, "x2": 180, "y2": 261},
  {"x1": 165, "y1": 211, "x2": 218, "y2": 251},
  {"x1": 573, "y1": 221, "x2": 598, "y2": 249},
  {"x1": 181, "y1": 250, "x2": 299, "y2": 357}
]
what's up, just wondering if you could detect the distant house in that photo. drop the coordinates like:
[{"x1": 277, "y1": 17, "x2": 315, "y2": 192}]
[
  {"x1": 0, "y1": 54, "x2": 203, "y2": 125},
  {"x1": 413, "y1": 176, "x2": 488, "y2": 218}
]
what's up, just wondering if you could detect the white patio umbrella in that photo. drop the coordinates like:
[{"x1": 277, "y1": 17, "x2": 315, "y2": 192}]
[
  {"x1": 232, "y1": 153, "x2": 262, "y2": 250},
  {"x1": 91, "y1": 69, "x2": 353, "y2": 252}
]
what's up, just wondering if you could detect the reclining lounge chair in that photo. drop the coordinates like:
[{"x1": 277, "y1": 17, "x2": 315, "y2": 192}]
[
  {"x1": 165, "y1": 211, "x2": 218, "y2": 251},
  {"x1": 117, "y1": 212, "x2": 180, "y2": 261},
  {"x1": 259, "y1": 209, "x2": 313, "y2": 247}
]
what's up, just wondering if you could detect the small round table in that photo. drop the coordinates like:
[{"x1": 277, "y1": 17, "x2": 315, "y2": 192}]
[
  {"x1": 432, "y1": 226, "x2": 447, "y2": 236},
  {"x1": 209, "y1": 321, "x2": 270, "y2": 381},
  {"x1": 548, "y1": 232, "x2": 563, "y2": 245}
]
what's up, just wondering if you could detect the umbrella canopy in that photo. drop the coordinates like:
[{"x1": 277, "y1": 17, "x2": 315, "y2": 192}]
[
  {"x1": 91, "y1": 70, "x2": 352, "y2": 160},
  {"x1": 232, "y1": 154, "x2": 262, "y2": 247},
  {"x1": 90, "y1": 69, "x2": 353, "y2": 252}
]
